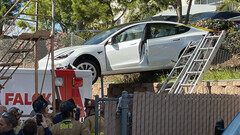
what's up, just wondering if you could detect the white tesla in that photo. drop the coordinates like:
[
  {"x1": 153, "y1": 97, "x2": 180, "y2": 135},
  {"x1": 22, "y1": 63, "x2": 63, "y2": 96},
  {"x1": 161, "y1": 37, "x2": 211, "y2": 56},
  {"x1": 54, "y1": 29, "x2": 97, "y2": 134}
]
[{"x1": 39, "y1": 21, "x2": 208, "y2": 83}]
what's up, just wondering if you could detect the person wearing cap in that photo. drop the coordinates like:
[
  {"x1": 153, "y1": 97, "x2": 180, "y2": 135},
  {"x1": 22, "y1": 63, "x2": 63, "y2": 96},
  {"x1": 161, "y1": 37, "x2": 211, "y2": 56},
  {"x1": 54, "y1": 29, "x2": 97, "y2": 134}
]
[
  {"x1": 66, "y1": 98, "x2": 81, "y2": 121},
  {"x1": 8, "y1": 107, "x2": 23, "y2": 134},
  {"x1": 32, "y1": 95, "x2": 53, "y2": 135},
  {"x1": 50, "y1": 100, "x2": 90, "y2": 135},
  {"x1": 83, "y1": 99, "x2": 104, "y2": 135}
]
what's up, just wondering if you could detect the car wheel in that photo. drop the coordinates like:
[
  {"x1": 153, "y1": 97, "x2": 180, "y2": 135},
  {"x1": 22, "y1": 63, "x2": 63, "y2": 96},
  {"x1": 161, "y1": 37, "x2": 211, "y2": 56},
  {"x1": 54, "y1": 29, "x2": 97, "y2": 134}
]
[{"x1": 76, "y1": 60, "x2": 100, "y2": 84}]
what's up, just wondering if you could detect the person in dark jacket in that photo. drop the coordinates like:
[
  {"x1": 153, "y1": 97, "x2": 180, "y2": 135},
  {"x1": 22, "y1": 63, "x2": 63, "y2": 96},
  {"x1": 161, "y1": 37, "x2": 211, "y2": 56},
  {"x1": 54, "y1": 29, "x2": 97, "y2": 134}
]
[
  {"x1": 50, "y1": 100, "x2": 90, "y2": 135},
  {"x1": 17, "y1": 117, "x2": 52, "y2": 135},
  {"x1": 31, "y1": 95, "x2": 53, "y2": 135},
  {"x1": 0, "y1": 111, "x2": 18, "y2": 135}
]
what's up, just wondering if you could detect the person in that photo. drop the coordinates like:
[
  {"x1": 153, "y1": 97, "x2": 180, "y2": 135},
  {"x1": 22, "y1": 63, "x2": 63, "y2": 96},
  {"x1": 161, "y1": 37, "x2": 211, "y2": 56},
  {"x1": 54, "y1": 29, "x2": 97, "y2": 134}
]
[
  {"x1": 17, "y1": 117, "x2": 52, "y2": 135},
  {"x1": 0, "y1": 105, "x2": 7, "y2": 117},
  {"x1": 8, "y1": 107, "x2": 23, "y2": 134},
  {"x1": 17, "y1": 119, "x2": 37, "y2": 135},
  {"x1": 50, "y1": 100, "x2": 90, "y2": 135},
  {"x1": 66, "y1": 98, "x2": 81, "y2": 121},
  {"x1": 32, "y1": 95, "x2": 53, "y2": 135},
  {"x1": 0, "y1": 111, "x2": 18, "y2": 135},
  {"x1": 83, "y1": 99, "x2": 104, "y2": 135}
]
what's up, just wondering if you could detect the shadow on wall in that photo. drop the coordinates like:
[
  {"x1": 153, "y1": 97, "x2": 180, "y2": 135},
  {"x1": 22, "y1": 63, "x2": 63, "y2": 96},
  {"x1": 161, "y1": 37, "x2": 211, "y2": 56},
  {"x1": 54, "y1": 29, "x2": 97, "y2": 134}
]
[{"x1": 211, "y1": 48, "x2": 232, "y2": 65}]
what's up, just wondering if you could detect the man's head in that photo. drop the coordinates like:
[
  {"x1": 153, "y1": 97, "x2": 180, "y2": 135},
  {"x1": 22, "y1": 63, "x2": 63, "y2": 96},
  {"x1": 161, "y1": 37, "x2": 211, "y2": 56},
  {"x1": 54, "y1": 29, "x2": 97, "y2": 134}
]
[
  {"x1": 32, "y1": 95, "x2": 50, "y2": 114},
  {"x1": 22, "y1": 119, "x2": 37, "y2": 135},
  {"x1": 8, "y1": 107, "x2": 23, "y2": 120},
  {"x1": 0, "y1": 112, "x2": 18, "y2": 133},
  {"x1": 60, "y1": 100, "x2": 74, "y2": 120},
  {"x1": 84, "y1": 99, "x2": 95, "y2": 116}
]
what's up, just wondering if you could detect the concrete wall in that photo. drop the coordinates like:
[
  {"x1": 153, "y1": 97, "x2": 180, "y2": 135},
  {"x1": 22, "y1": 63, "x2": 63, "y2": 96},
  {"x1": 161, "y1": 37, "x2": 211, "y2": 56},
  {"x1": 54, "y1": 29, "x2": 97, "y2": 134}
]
[{"x1": 92, "y1": 80, "x2": 240, "y2": 98}]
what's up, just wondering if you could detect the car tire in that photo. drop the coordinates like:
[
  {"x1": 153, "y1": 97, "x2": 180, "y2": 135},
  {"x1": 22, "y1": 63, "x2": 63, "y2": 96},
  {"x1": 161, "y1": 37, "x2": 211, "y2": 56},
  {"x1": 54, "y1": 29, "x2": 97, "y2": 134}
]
[{"x1": 76, "y1": 60, "x2": 100, "y2": 84}]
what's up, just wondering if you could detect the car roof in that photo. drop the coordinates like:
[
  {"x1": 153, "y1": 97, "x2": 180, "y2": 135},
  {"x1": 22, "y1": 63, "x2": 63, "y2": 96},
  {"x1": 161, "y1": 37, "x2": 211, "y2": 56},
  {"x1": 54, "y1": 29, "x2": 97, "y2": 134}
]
[
  {"x1": 128, "y1": 20, "x2": 184, "y2": 26},
  {"x1": 189, "y1": 11, "x2": 240, "y2": 22},
  {"x1": 109, "y1": 20, "x2": 185, "y2": 31}
]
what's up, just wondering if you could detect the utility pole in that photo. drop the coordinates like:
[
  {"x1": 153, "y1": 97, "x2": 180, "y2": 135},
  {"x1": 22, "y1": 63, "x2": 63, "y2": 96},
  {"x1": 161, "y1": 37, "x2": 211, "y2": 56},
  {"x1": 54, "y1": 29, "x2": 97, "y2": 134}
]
[
  {"x1": 51, "y1": 0, "x2": 56, "y2": 115},
  {"x1": 35, "y1": 0, "x2": 39, "y2": 99}
]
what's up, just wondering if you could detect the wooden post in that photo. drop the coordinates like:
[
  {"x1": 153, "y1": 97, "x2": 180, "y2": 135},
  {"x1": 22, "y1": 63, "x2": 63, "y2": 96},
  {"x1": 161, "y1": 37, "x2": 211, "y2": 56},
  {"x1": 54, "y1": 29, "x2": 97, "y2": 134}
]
[
  {"x1": 34, "y1": 0, "x2": 39, "y2": 99},
  {"x1": 51, "y1": 0, "x2": 56, "y2": 115}
]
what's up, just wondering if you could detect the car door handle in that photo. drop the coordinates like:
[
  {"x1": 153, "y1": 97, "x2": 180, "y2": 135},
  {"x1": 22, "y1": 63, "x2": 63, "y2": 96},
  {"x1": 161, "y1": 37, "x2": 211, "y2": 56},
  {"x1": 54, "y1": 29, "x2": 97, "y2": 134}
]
[
  {"x1": 130, "y1": 43, "x2": 137, "y2": 45},
  {"x1": 173, "y1": 39, "x2": 180, "y2": 41}
]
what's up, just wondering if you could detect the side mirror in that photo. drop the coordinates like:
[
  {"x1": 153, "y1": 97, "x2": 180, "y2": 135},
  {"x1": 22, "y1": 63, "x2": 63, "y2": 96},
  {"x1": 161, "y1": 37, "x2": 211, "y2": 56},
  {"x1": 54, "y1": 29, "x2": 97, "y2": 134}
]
[
  {"x1": 215, "y1": 119, "x2": 224, "y2": 135},
  {"x1": 107, "y1": 38, "x2": 113, "y2": 45}
]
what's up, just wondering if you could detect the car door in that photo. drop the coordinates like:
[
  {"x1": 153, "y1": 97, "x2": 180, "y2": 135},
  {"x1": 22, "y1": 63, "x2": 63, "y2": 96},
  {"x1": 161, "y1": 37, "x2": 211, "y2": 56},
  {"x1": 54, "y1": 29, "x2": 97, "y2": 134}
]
[
  {"x1": 105, "y1": 24, "x2": 146, "y2": 70},
  {"x1": 146, "y1": 23, "x2": 187, "y2": 67}
]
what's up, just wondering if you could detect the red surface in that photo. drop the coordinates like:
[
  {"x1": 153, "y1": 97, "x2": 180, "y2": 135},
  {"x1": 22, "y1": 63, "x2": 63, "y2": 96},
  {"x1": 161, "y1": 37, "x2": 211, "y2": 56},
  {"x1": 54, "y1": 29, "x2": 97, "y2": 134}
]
[{"x1": 55, "y1": 69, "x2": 85, "y2": 117}]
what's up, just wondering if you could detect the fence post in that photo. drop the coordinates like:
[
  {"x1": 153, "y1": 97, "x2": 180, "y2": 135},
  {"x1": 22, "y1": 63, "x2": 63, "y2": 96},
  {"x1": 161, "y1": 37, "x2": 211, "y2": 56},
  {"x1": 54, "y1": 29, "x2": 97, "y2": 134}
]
[
  {"x1": 121, "y1": 91, "x2": 129, "y2": 135},
  {"x1": 95, "y1": 95, "x2": 99, "y2": 135}
]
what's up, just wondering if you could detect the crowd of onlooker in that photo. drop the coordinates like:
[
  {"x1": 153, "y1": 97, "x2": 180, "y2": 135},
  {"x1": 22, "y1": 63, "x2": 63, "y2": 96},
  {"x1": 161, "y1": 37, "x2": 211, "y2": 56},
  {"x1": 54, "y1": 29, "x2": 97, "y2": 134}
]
[{"x1": 0, "y1": 95, "x2": 104, "y2": 135}]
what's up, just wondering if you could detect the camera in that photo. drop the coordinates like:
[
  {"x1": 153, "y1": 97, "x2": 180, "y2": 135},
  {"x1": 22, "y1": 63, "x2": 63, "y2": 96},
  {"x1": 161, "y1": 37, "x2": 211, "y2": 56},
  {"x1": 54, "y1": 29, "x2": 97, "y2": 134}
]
[{"x1": 36, "y1": 113, "x2": 42, "y2": 126}]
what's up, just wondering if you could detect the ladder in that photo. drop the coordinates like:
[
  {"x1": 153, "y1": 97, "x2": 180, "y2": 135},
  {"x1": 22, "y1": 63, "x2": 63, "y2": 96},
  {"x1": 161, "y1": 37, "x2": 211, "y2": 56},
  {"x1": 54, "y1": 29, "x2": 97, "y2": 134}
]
[
  {"x1": 0, "y1": 0, "x2": 51, "y2": 90},
  {"x1": 158, "y1": 30, "x2": 226, "y2": 94}
]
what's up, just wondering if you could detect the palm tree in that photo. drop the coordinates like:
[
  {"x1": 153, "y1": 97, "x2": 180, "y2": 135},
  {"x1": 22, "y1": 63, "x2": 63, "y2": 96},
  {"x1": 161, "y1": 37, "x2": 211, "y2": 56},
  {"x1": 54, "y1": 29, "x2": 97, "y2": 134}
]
[{"x1": 217, "y1": 0, "x2": 240, "y2": 11}]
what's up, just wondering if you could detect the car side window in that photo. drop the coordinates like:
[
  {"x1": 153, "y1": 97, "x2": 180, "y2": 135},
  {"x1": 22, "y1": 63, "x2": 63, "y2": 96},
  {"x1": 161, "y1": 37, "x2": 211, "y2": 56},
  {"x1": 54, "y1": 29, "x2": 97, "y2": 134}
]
[
  {"x1": 149, "y1": 23, "x2": 190, "y2": 39},
  {"x1": 112, "y1": 24, "x2": 145, "y2": 44}
]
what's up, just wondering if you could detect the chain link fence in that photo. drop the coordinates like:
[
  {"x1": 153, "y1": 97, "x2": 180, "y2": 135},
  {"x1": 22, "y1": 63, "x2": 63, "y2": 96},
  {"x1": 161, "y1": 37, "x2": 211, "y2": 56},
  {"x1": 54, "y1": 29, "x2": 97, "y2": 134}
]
[{"x1": 0, "y1": 33, "x2": 85, "y2": 68}]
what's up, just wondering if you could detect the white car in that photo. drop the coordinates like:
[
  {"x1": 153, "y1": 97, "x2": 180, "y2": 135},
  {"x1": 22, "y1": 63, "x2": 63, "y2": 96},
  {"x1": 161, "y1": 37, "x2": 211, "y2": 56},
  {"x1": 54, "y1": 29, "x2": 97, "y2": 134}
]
[{"x1": 39, "y1": 21, "x2": 208, "y2": 83}]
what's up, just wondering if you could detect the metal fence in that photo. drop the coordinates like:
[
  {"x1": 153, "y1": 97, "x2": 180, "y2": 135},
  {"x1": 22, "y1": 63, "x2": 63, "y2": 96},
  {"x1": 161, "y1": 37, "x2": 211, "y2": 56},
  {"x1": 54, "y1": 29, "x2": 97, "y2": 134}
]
[{"x1": 102, "y1": 91, "x2": 240, "y2": 135}]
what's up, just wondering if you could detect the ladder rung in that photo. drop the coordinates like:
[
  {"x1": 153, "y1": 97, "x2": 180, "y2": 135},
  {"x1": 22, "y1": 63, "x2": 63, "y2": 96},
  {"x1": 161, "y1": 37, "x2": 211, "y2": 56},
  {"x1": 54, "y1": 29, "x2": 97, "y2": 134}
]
[
  {"x1": 6, "y1": 16, "x2": 37, "y2": 22},
  {"x1": 164, "y1": 88, "x2": 171, "y2": 91},
  {"x1": 20, "y1": 0, "x2": 37, "y2": 2},
  {"x1": 19, "y1": 30, "x2": 51, "y2": 40},
  {"x1": 187, "y1": 71, "x2": 201, "y2": 74},
  {"x1": 159, "y1": 88, "x2": 171, "y2": 93},
  {"x1": 194, "y1": 59, "x2": 207, "y2": 62},
  {"x1": 20, "y1": 13, "x2": 52, "y2": 18},
  {"x1": 206, "y1": 36, "x2": 219, "y2": 39},
  {"x1": 200, "y1": 47, "x2": 214, "y2": 50},
  {"x1": 182, "y1": 54, "x2": 192, "y2": 58},
  {"x1": 0, "y1": 63, "x2": 20, "y2": 66},
  {"x1": 181, "y1": 84, "x2": 194, "y2": 87},
  {"x1": 175, "y1": 65, "x2": 184, "y2": 69},
  {"x1": 189, "y1": 45, "x2": 197, "y2": 49},
  {"x1": 0, "y1": 76, "x2": 11, "y2": 80},
  {"x1": 8, "y1": 49, "x2": 32, "y2": 53}
]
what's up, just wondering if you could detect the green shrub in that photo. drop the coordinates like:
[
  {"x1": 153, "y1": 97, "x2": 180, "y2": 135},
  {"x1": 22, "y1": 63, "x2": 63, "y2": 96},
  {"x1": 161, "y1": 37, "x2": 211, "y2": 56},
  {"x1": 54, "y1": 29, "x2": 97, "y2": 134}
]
[{"x1": 191, "y1": 19, "x2": 240, "y2": 54}]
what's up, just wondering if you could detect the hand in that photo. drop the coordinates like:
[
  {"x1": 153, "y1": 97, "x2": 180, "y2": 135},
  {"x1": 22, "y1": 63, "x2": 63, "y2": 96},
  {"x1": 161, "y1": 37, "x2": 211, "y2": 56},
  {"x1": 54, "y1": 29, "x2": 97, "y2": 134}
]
[
  {"x1": 74, "y1": 107, "x2": 81, "y2": 121},
  {"x1": 41, "y1": 115, "x2": 48, "y2": 128}
]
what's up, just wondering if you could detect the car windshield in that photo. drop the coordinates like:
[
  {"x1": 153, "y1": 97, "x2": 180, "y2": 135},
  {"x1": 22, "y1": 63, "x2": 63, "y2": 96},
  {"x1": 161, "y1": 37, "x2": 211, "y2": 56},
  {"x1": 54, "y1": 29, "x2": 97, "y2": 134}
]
[{"x1": 84, "y1": 23, "x2": 134, "y2": 45}]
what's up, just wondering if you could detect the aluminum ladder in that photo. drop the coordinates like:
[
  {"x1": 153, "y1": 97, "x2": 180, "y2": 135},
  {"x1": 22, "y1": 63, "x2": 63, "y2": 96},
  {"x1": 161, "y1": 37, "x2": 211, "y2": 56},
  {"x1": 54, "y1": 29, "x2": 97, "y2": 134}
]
[{"x1": 158, "y1": 30, "x2": 226, "y2": 94}]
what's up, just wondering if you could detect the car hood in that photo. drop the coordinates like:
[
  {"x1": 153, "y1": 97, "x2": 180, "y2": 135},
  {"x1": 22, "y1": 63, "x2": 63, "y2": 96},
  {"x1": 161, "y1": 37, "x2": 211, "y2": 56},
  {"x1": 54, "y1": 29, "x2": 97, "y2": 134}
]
[{"x1": 54, "y1": 44, "x2": 101, "y2": 56}]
